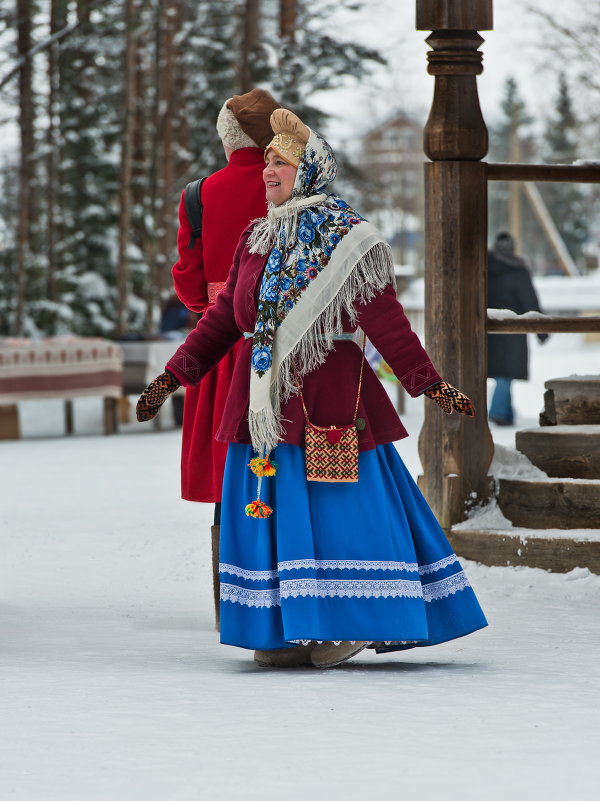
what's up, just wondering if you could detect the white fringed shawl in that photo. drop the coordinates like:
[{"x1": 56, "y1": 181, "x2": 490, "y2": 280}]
[{"x1": 246, "y1": 130, "x2": 395, "y2": 456}]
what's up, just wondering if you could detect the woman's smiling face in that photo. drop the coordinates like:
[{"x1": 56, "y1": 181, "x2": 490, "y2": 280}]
[{"x1": 263, "y1": 150, "x2": 297, "y2": 205}]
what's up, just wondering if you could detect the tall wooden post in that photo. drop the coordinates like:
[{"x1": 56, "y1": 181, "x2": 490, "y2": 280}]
[{"x1": 416, "y1": 0, "x2": 494, "y2": 530}]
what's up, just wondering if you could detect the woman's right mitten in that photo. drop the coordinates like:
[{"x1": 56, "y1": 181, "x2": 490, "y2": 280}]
[{"x1": 136, "y1": 370, "x2": 181, "y2": 422}]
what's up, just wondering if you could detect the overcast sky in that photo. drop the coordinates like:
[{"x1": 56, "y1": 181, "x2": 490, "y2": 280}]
[{"x1": 318, "y1": 0, "x2": 587, "y2": 153}]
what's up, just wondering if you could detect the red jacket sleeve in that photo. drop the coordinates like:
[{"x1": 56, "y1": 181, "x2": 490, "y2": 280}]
[
  {"x1": 171, "y1": 191, "x2": 209, "y2": 313},
  {"x1": 166, "y1": 234, "x2": 247, "y2": 386},
  {"x1": 356, "y1": 285, "x2": 442, "y2": 396}
]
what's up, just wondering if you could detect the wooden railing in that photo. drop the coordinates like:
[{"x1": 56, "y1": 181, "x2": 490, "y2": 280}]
[
  {"x1": 487, "y1": 161, "x2": 600, "y2": 336},
  {"x1": 487, "y1": 315, "x2": 600, "y2": 334},
  {"x1": 487, "y1": 163, "x2": 600, "y2": 184}
]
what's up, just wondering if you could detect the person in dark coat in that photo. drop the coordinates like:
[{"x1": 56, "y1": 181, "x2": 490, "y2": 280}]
[{"x1": 487, "y1": 231, "x2": 548, "y2": 425}]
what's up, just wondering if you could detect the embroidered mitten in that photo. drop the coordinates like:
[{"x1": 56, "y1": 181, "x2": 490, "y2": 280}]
[
  {"x1": 136, "y1": 370, "x2": 181, "y2": 422},
  {"x1": 423, "y1": 381, "x2": 475, "y2": 417}
]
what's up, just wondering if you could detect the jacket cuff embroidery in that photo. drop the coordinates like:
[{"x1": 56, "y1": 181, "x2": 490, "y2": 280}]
[
  {"x1": 400, "y1": 362, "x2": 440, "y2": 396},
  {"x1": 167, "y1": 350, "x2": 204, "y2": 386}
]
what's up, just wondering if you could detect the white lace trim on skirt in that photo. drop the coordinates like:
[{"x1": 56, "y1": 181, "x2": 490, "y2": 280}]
[
  {"x1": 279, "y1": 558, "x2": 419, "y2": 573},
  {"x1": 418, "y1": 554, "x2": 459, "y2": 575},
  {"x1": 422, "y1": 571, "x2": 470, "y2": 601},
  {"x1": 219, "y1": 555, "x2": 459, "y2": 582},
  {"x1": 280, "y1": 577, "x2": 423, "y2": 599},
  {"x1": 220, "y1": 571, "x2": 470, "y2": 608}
]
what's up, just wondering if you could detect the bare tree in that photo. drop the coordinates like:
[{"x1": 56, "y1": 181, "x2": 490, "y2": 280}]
[{"x1": 525, "y1": 4, "x2": 600, "y2": 93}]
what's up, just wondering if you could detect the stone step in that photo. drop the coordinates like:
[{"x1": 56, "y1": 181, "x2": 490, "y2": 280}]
[
  {"x1": 497, "y1": 478, "x2": 600, "y2": 529},
  {"x1": 516, "y1": 425, "x2": 600, "y2": 479},
  {"x1": 449, "y1": 525, "x2": 600, "y2": 574},
  {"x1": 540, "y1": 374, "x2": 600, "y2": 426}
]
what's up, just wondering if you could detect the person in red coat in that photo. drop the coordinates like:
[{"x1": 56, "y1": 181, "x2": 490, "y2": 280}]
[
  {"x1": 171, "y1": 89, "x2": 280, "y2": 624},
  {"x1": 139, "y1": 108, "x2": 487, "y2": 669}
]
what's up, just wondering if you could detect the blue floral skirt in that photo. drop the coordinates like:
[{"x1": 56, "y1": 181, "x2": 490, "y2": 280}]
[{"x1": 219, "y1": 442, "x2": 487, "y2": 652}]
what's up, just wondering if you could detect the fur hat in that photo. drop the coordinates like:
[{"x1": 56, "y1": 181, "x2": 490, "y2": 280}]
[
  {"x1": 264, "y1": 108, "x2": 310, "y2": 167},
  {"x1": 216, "y1": 88, "x2": 281, "y2": 151}
]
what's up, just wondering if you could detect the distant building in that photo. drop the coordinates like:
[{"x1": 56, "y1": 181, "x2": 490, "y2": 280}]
[{"x1": 359, "y1": 112, "x2": 424, "y2": 270}]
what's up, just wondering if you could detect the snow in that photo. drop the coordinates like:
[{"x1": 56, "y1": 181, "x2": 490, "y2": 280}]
[
  {"x1": 490, "y1": 442, "x2": 548, "y2": 480},
  {"x1": 1, "y1": 427, "x2": 599, "y2": 800},
  {"x1": 454, "y1": 498, "x2": 600, "y2": 542},
  {"x1": 487, "y1": 308, "x2": 549, "y2": 319},
  {"x1": 547, "y1": 374, "x2": 600, "y2": 383},
  {"x1": 2, "y1": 333, "x2": 600, "y2": 799}
]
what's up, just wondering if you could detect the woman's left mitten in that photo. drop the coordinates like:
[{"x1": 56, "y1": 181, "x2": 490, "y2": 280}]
[
  {"x1": 423, "y1": 380, "x2": 475, "y2": 417},
  {"x1": 136, "y1": 370, "x2": 181, "y2": 422}
]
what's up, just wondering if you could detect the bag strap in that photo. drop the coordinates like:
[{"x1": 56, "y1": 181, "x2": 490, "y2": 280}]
[
  {"x1": 300, "y1": 333, "x2": 367, "y2": 426},
  {"x1": 184, "y1": 177, "x2": 206, "y2": 249}
]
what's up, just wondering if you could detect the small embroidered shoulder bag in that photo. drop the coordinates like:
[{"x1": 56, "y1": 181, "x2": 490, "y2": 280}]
[{"x1": 300, "y1": 335, "x2": 366, "y2": 483}]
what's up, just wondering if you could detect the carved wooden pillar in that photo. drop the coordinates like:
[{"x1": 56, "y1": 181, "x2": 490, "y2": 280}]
[{"x1": 416, "y1": 0, "x2": 494, "y2": 530}]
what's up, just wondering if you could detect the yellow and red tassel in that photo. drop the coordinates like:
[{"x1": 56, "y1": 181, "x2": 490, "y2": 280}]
[
  {"x1": 245, "y1": 451, "x2": 276, "y2": 518},
  {"x1": 248, "y1": 456, "x2": 277, "y2": 477},
  {"x1": 244, "y1": 499, "x2": 273, "y2": 519}
]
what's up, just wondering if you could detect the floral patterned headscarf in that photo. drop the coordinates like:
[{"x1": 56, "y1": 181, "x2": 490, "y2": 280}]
[{"x1": 249, "y1": 131, "x2": 362, "y2": 376}]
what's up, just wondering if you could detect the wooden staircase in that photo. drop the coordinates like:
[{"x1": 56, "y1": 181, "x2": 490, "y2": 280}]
[{"x1": 449, "y1": 375, "x2": 600, "y2": 574}]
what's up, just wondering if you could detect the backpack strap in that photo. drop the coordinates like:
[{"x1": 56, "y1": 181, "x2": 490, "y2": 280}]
[{"x1": 183, "y1": 177, "x2": 206, "y2": 249}]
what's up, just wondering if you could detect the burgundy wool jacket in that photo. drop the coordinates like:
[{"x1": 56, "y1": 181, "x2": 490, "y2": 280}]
[
  {"x1": 171, "y1": 147, "x2": 268, "y2": 502},
  {"x1": 167, "y1": 226, "x2": 442, "y2": 452}
]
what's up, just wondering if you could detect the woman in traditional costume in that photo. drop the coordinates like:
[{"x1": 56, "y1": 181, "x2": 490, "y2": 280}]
[{"x1": 137, "y1": 109, "x2": 487, "y2": 668}]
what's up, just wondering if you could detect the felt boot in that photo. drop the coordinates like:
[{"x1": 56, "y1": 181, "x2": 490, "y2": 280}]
[
  {"x1": 310, "y1": 641, "x2": 368, "y2": 669},
  {"x1": 254, "y1": 643, "x2": 315, "y2": 668},
  {"x1": 211, "y1": 524, "x2": 220, "y2": 631}
]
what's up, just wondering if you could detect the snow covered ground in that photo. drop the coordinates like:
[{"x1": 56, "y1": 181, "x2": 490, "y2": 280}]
[{"x1": 1, "y1": 332, "x2": 599, "y2": 800}]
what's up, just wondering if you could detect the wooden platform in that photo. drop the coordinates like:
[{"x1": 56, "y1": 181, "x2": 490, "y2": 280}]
[
  {"x1": 498, "y1": 478, "x2": 600, "y2": 529},
  {"x1": 516, "y1": 425, "x2": 600, "y2": 479},
  {"x1": 449, "y1": 526, "x2": 600, "y2": 574},
  {"x1": 453, "y1": 374, "x2": 600, "y2": 573},
  {"x1": 540, "y1": 375, "x2": 600, "y2": 426}
]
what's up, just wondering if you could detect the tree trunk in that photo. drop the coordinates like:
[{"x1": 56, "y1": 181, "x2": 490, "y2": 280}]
[
  {"x1": 46, "y1": 0, "x2": 64, "y2": 306},
  {"x1": 155, "y1": 0, "x2": 178, "y2": 322},
  {"x1": 145, "y1": 0, "x2": 163, "y2": 331},
  {"x1": 130, "y1": 9, "x2": 149, "y2": 260},
  {"x1": 15, "y1": 0, "x2": 34, "y2": 336},
  {"x1": 116, "y1": 0, "x2": 137, "y2": 337},
  {"x1": 239, "y1": 0, "x2": 260, "y2": 93},
  {"x1": 174, "y1": 0, "x2": 192, "y2": 187},
  {"x1": 280, "y1": 0, "x2": 296, "y2": 40}
]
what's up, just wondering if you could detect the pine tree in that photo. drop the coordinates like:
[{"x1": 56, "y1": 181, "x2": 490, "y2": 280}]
[
  {"x1": 540, "y1": 73, "x2": 588, "y2": 269},
  {"x1": 487, "y1": 77, "x2": 541, "y2": 266},
  {"x1": 55, "y1": 0, "x2": 122, "y2": 336}
]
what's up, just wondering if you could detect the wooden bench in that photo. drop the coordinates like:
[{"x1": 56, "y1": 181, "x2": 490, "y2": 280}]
[{"x1": 0, "y1": 337, "x2": 123, "y2": 439}]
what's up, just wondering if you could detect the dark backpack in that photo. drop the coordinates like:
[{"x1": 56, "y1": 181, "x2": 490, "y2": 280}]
[{"x1": 183, "y1": 177, "x2": 206, "y2": 249}]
